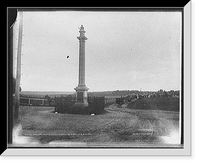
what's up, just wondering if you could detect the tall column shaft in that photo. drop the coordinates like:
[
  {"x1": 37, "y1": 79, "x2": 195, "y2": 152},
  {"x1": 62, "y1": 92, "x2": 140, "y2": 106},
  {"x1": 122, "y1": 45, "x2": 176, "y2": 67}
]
[{"x1": 79, "y1": 40, "x2": 85, "y2": 85}]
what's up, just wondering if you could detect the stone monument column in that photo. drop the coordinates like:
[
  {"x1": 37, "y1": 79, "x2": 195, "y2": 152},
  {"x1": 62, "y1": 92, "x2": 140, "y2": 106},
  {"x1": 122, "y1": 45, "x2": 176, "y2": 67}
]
[{"x1": 74, "y1": 25, "x2": 89, "y2": 107}]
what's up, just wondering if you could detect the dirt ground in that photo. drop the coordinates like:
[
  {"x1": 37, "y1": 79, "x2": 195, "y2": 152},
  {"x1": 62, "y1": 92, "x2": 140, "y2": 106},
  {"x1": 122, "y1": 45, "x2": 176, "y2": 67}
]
[{"x1": 13, "y1": 104, "x2": 182, "y2": 147}]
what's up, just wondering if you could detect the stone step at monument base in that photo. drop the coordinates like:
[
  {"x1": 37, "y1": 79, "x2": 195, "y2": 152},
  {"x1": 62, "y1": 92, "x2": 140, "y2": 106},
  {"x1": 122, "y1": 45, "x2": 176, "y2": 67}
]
[{"x1": 74, "y1": 102, "x2": 88, "y2": 108}]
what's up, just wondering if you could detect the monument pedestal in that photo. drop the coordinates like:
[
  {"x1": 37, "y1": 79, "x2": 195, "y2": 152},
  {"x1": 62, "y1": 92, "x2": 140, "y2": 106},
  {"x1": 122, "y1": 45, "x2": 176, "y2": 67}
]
[{"x1": 74, "y1": 85, "x2": 89, "y2": 107}]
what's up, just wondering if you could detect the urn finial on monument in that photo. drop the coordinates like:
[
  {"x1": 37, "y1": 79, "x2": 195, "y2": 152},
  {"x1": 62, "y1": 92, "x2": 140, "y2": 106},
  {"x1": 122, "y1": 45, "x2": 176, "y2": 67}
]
[
  {"x1": 74, "y1": 25, "x2": 89, "y2": 108},
  {"x1": 77, "y1": 25, "x2": 87, "y2": 40},
  {"x1": 80, "y1": 25, "x2": 84, "y2": 30}
]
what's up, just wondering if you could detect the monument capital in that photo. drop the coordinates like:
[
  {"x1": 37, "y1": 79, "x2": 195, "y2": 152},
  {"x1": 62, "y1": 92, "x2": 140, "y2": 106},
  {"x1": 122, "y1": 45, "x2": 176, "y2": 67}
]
[{"x1": 77, "y1": 36, "x2": 88, "y2": 41}]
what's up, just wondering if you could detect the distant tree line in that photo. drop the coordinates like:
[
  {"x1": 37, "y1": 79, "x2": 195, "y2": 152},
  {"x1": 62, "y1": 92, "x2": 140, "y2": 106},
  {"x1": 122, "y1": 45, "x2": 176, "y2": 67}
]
[
  {"x1": 115, "y1": 89, "x2": 180, "y2": 105},
  {"x1": 88, "y1": 89, "x2": 179, "y2": 98}
]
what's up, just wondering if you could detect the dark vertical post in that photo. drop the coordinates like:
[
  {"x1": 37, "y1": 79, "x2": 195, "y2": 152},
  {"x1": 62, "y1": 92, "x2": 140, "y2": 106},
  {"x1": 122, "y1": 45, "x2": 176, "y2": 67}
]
[{"x1": 14, "y1": 11, "x2": 23, "y2": 126}]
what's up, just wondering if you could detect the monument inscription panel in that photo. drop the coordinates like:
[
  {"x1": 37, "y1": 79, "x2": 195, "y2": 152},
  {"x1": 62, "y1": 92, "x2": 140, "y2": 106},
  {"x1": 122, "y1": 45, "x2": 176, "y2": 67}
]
[{"x1": 77, "y1": 92, "x2": 84, "y2": 102}]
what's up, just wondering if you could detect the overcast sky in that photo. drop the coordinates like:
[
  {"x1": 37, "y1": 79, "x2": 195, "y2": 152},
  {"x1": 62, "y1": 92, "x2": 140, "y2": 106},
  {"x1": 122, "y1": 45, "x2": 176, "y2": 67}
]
[{"x1": 19, "y1": 11, "x2": 181, "y2": 92}]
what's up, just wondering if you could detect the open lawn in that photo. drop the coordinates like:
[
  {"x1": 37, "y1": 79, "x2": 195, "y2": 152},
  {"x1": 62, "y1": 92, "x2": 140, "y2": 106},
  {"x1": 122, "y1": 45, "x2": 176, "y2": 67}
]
[{"x1": 16, "y1": 104, "x2": 181, "y2": 147}]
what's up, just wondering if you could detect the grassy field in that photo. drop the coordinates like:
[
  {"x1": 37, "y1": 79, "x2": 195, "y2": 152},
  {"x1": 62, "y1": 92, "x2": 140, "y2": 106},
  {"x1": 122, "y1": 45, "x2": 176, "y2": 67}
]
[
  {"x1": 127, "y1": 97, "x2": 180, "y2": 112},
  {"x1": 16, "y1": 104, "x2": 181, "y2": 147}
]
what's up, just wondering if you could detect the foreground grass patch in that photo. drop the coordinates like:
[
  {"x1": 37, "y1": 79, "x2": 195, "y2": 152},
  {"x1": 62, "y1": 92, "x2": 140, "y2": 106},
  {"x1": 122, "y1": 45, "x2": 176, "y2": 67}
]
[{"x1": 18, "y1": 105, "x2": 180, "y2": 145}]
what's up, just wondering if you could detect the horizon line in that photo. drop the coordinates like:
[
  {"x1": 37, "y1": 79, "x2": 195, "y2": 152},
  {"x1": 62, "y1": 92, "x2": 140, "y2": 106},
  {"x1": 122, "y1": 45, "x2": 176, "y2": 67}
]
[{"x1": 20, "y1": 89, "x2": 180, "y2": 93}]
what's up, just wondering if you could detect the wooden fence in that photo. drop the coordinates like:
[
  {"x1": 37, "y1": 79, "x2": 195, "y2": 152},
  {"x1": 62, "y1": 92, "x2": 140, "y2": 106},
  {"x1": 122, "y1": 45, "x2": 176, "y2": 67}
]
[{"x1": 19, "y1": 97, "x2": 50, "y2": 106}]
